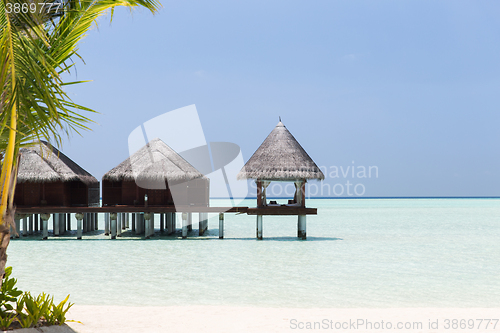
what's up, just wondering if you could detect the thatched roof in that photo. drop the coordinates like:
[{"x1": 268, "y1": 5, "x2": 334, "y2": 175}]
[
  {"x1": 17, "y1": 141, "x2": 98, "y2": 186},
  {"x1": 103, "y1": 138, "x2": 205, "y2": 183},
  {"x1": 237, "y1": 121, "x2": 325, "y2": 181}
]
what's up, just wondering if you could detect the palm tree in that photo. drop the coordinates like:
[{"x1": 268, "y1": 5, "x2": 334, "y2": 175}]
[{"x1": 0, "y1": 0, "x2": 161, "y2": 284}]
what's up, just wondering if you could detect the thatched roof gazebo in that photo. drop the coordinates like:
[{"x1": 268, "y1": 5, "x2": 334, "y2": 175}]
[
  {"x1": 237, "y1": 120, "x2": 324, "y2": 239},
  {"x1": 102, "y1": 138, "x2": 209, "y2": 208},
  {"x1": 14, "y1": 141, "x2": 100, "y2": 207}
]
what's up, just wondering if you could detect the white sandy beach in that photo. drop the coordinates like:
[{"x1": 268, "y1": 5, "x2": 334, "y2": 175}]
[{"x1": 51, "y1": 306, "x2": 498, "y2": 333}]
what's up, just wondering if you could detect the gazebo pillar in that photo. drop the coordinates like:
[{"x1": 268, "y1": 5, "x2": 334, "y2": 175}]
[
  {"x1": 298, "y1": 215, "x2": 306, "y2": 239},
  {"x1": 256, "y1": 215, "x2": 263, "y2": 240},
  {"x1": 256, "y1": 180, "x2": 262, "y2": 207},
  {"x1": 160, "y1": 213, "x2": 165, "y2": 233}
]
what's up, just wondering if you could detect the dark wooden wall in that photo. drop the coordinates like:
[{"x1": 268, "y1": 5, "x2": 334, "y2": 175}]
[{"x1": 102, "y1": 178, "x2": 209, "y2": 207}]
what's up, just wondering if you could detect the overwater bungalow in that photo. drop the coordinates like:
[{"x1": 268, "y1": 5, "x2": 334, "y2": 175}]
[
  {"x1": 14, "y1": 141, "x2": 100, "y2": 207},
  {"x1": 102, "y1": 138, "x2": 209, "y2": 208},
  {"x1": 237, "y1": 120, "x2": 324, "y2": 239}
]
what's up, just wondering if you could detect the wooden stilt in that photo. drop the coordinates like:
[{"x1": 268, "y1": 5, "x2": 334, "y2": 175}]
[
  {"x1": 121, "y1": 213, "x2": 126, "y2": 230},
  {"x1": 41, "y1": 214, "x2": 50, "y2": 240},
  {"x1": 182, "y1": 212, "x2": 188, "y2": 239},
  {"x1": 60, "y1": 213, "x2": 65, "y2": 235},
  {"x1": 166, "y1": 213, "x2": 171, "y2": 235},
  {"x1": 110, "y1": 213, "x2": 117, "y2": 239},
  {"x1": 256, "y1": 215, "x2": 263, "y2": 240},
  {"x1": 132, "y1": 213, "x2": 136, "y2": 233},
  {"x1": 137, "y1": 213, "x2": 143, "y2": 235},
  {"x1": 199, "y1": 212, "x2": 206, "y2": 236},
  {"x1": 298, "y1": 215, "x2": 306, "y2": 239},
  {"x1": 125, "y1": 213, "x2": 129, "y2": 229},
  {"x1": 160, "y1": 214, "x2": 164, "y2": 233},
  {"x1": 14, "y1": 217, "x2": 20, "y2": 238},
  {"x1": 144, "y1": 213, "x2": 151, "y2": 239},
  {"x1": 117, "y1": 213, "x2": 122, "y2": 237},
  {"x1": 104, "y1": 213, "x2": 110, "y2": 236},
  {"x1": 22, "y1": 217, "x2": 28, "y2": 237},
  {"x1": 34, "y1": 214, "x2": 38, "y2": 232},
  {"x1": 173, "y1": 213, "x2": 177, "y2": 233},
  {"x1": 67, "y1": 213, "x2": 71, "y2": 231},
  {"x1": 29, "y1": 215, "x2": 33, "y2": 235},
  {"x1": 219, "y1": 213, "x2": 224, "y2": 239},
  {"x1": 76, "y1": 213, "x2": 83, "y2": 240},
  {"x1": 53, "y1": 213, "x2": 59, "y2": 236},
  {"x1": 150, "y1": 213, "x2": 155, "y2": 237},
  {"x1": 82, "y1": 213, "x2": 87, "y2": 233},
  {"x1": 187, "y1": 212, "x2": 192, "y2": 232}
]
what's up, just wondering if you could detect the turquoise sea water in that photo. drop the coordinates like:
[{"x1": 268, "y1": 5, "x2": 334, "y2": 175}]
[{"x1": 7, "y1": 199, "x2": 500, "y2": 308}]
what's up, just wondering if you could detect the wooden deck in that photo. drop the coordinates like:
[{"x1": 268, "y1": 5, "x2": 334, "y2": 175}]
[{"x1": 15, "y1": 206, "x2": 316, "y2": 215}]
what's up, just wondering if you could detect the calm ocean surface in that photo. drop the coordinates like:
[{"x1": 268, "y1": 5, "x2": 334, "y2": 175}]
[{"x1": 7, "y1": 199, "x2": 500, "y2": 308}]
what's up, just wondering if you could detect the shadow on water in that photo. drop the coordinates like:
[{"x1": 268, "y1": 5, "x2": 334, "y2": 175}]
[{"x1": 10, "y1": 229, "x2": 343, "y2": 242}]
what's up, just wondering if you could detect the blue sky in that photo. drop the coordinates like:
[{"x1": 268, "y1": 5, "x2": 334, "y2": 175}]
[{"x1": 60, "y1": 0, "x2": 500, "y2": 197}]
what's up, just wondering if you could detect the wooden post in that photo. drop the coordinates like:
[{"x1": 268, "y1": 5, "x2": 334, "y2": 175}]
[
  {"x1": 110, "y1": 213, "x2": 117, "y2": 239},
  {"x1": 219, "y1": 213, "x2": 224, "y2": 239},
  {"x1": 105, "y1": 213, "x2": 110, "y2": 236},
  {"x1": 60, "y1": 213, "x2": 65, "y2": 235},
  {"x1": 41, "y1": 214, "x2": 50, "y2": 240},
  {"x1": 94, "y1": 213, "x2": 98, "y2": 230},
  {"x1": 34, "y1": 214, "x2": 38, "y2": 232},
  {"x1": 166, "y1": 213, "x2": 171, "y2": 235},
  {"x1": 53, "y1": 213, "x2": 59, "y2": 236},
  {"x1": 76, "y1": 213, "x2": 83, "y2": 240},
  {"x1": 121, "y1": 213, "x2": 126, "y2": 230},
  {"x1": 172, "y1": 213, "x2": 176, "y2": 233},
  {"x1": 182, "y1": 212, "x2": 188, "y2": 239},
  {"x1": 29, "y1": 215, "x2": 33, "y2": 235},
  {"x1": 301, "y1": 180, "x2": 306, "y2": 207},
  {"x1": 125, "y1": 213, "x2": 129, "y2": 229},
  {"x1": 117, "y1": 213, "x2": 122, "y2": 237},
  {"x1": 132, "y1": 213, "x2": 136, "y2": 233},
  {"x1": 256, "y1": 180, "x2": 262, "y2": 207},
  {"x1": 137, "y1": 213, "x2": 143, "y2": 235},
  {"x1": 22, "y1": 217, "x2": 28, "y2": 237},
  {"x1": 187, "y1": 212, "x2": 192, "y2": 232},
  {"x1": 67, "y1": 213, "x2": 71, "y2": 231},
  {"x1": 199, "y1": 212, "x2": 205, "y2": 236},
  {"x1": 256, "y1": 215, "x2": 263, "y2": 240},
  {"x1": 82, "y1": 213, "x2": 87, "y2": 233},
  {"x1": 13, "y1": 217, "x2": 20, "y2": 238},
  {"x1": 298, "y1": 215, "x2": 306, "y2": 239},
  {"x1": 150, "y1": 213, "x2": 155, "y2": 237},
  {"x1": 144, "y1": 213, "x2": 151, "y2": 239},
  {"x1": 160, "y1": 214, "x2": 165, "y2": 233}
]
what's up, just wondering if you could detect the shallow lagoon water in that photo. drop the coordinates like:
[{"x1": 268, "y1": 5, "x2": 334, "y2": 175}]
[{"x1": 7, "y1": 199, "x2": 500, "y2": 308}]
